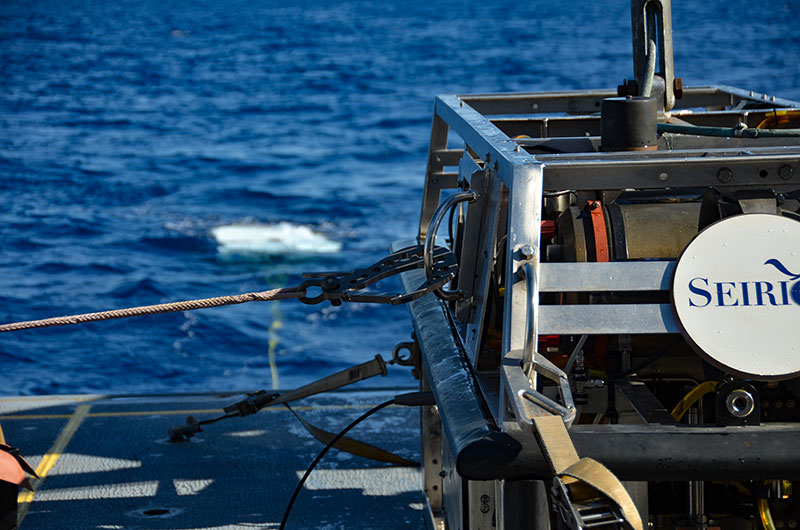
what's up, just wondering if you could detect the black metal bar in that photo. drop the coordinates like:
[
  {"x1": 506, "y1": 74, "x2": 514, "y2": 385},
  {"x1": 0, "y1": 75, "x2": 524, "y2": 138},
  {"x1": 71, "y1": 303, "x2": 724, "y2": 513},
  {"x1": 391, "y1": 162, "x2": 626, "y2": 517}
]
[
  {"x1": 397, "y1": 265, "x2": 524, "y2": 476},
  {"x1": 460, "y1": 421, "x2": 800, "y2": 482}
]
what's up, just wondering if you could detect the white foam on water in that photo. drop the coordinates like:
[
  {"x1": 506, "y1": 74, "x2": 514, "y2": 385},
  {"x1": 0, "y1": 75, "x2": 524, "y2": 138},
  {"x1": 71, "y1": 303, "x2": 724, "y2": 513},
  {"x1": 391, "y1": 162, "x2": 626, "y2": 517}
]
[{"x1": 211, "y1": 222, "x2": 342, "y2": 256}]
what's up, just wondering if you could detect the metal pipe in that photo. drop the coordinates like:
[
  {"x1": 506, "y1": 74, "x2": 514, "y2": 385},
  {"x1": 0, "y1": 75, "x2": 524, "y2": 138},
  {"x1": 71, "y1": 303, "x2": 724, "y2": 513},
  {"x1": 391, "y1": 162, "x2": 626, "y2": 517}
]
[
  {"x1": 658, "y1": 123, "x2": 800, "y2": 138},
  {"x1": 423, "y1": 191, "x2": 478, "y2": 279}
]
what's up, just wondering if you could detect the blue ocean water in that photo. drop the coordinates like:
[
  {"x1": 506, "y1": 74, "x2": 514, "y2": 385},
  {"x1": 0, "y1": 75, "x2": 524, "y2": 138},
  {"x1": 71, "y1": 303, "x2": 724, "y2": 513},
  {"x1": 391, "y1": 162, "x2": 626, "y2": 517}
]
[{"x1": 1, "y1": 0, "x2": 799, "y2": 395}]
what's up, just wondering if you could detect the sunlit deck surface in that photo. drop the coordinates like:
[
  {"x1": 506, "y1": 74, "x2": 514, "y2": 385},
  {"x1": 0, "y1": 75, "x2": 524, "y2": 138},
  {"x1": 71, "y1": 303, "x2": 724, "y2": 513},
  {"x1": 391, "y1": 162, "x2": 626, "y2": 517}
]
[{"x1": 0, "y1": 390, "x2": 425, "y2": 529}]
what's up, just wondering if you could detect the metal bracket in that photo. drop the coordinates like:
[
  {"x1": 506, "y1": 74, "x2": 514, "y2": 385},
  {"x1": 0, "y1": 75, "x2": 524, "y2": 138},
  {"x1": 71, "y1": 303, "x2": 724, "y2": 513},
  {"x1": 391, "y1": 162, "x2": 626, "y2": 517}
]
[{"x1": 502, "y1": 349, "x2": 577, "y2": 428}]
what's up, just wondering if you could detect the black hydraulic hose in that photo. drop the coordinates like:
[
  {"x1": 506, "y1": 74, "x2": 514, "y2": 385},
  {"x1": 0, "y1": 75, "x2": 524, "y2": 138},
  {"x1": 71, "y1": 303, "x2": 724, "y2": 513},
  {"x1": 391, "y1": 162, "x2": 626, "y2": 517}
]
[
  {"x1": 610, "y1": 337, "x2": 683, "y2": 381},
  {"x1": 278, "y1": 399, "x2": 394, "y2": 529},
  {"x1": 658, "y1": 123, "x2": 800, "y2": 138},
  {"x1": 279, "y1": 391, "x2": 434, "y2": 529}
]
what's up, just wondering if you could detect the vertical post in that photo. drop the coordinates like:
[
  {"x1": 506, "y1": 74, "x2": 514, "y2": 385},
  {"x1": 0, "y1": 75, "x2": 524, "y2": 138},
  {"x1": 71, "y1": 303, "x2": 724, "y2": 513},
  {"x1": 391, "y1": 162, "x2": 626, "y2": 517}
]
[
  {"x1": 501, "y1": 164, "x2": 544, "y2": 388},
  {"x1": 630, "y1": 0, "x2": 675, "y2": 111},
  {"x1": 419, "y1": 112, "x2": 451, "y2": 239}
]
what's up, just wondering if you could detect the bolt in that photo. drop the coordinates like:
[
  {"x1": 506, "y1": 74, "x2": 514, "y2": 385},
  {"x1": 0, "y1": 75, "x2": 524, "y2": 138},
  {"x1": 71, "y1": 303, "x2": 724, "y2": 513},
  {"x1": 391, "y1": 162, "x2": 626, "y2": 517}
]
[
  {"x1": 775, "y1": 400, "x2": 783, "y2": 409},
  {"x1": 519, "y1": 245, "x2": 535, "y2": 260},
  {"x1": 777, "y1": 521, "x2": 785, "y2": 529},
  {"x1": 788, "y1": 521, "x2": 797, "y2": 529},
  {"x1": 771, "y1": 96, "x2": 777, "y2": 102},
  {"x1": 480, "y1": 504, "x2": 491, "y2": 514},
  {"x1": 480, "y1": 495, "x2": 491, "y2": 503},
  {"x1": 438, "y1": 470, "x2": 447, "y2": 477},
  {"x1": 788, "y1": 400, "x2": 795, "y2": 409},
  {"x1": 589, "y1": 201, "x2": 601, "y2": 210},
  {"x1": 658, "y1": 172, "x2": 668, "y2": 181},
  {"x1": 717, "y1": 167, "x2": 733, "y2": 183},
  {"x1": 779, "y1": 165, "x2": 794, "y2": 180}
]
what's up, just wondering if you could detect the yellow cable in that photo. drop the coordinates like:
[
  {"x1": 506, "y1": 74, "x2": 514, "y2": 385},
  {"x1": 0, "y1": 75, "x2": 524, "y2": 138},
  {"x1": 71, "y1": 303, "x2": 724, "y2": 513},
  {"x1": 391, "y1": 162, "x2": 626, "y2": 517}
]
[
  {"x1": 670, "y1": 381, "x2": 719, "y2": 421},
  {"x1": 268, "y1": 304, "x2": 283, "y2": 391},
  {"x1": 758, "y1": 483, "x2": 777, "y2": 530},
  {"x1": 757, "y1": 109, "x2": 800, "y2": 129}
]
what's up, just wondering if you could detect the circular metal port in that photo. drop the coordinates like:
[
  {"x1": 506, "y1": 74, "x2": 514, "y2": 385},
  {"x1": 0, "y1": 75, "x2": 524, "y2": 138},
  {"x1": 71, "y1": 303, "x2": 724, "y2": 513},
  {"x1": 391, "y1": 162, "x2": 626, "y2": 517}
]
[{"x1": 726, "y1": 389, "x2": 755, "y2": 418}]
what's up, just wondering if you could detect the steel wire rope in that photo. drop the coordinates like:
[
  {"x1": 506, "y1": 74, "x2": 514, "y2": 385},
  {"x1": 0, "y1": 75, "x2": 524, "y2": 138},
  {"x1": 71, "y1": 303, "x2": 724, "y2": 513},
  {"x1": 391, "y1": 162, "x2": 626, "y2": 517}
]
[{"x1": 0, "y1": 287, "x2": 306, "y2": 332}]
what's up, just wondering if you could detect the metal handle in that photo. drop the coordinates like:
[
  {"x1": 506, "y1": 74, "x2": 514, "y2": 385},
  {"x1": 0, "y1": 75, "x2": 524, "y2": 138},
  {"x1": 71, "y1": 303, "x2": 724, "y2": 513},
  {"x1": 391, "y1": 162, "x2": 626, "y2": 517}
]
[
  {"x1": 521, "y1": 262, "x2": 539, "y2": 378},
  {"x1": 423, "y1": 191, "x2": 478, "y2": 300},
  {"x1": 519, "y1": 262, "x2": 577, "y2": 426}
]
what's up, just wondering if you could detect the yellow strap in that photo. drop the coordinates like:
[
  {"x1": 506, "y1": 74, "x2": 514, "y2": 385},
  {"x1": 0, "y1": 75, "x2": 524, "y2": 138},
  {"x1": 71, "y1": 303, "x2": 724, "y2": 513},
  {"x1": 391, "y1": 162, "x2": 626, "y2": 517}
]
[
  {"x1": 285, "y1": 404, "x2": 418, "y2": 466},
  {"x1": 532, "y1": 414, "x2": 643, "y2": 530},
  {"x1": 0, "y1": 423, "x2": 5, "y2": 445},
  {"x1": 531, "y1": 415, "x2": 580, "y2": 474},
  {"x1": 561, "y1": 458, "x2": 643, "y2": 530}
]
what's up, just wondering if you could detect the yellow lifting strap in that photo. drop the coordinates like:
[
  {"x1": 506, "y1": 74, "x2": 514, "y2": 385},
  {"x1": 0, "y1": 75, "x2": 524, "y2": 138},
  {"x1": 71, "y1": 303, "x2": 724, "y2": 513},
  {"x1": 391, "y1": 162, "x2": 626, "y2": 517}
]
[
  {"x1": 532, "y1": 415, "x2": 643, "y2": 530},
  {"x1": 284, "y1": 404, "x2": 418, "y2": 467}
]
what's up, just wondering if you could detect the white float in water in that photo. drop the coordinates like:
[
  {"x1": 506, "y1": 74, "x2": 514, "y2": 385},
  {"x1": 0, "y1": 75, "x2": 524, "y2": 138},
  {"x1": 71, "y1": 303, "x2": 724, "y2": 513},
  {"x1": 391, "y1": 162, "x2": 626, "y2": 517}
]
[{"x1": 211, "y1": 222, "x2": 342, "y2": 256}]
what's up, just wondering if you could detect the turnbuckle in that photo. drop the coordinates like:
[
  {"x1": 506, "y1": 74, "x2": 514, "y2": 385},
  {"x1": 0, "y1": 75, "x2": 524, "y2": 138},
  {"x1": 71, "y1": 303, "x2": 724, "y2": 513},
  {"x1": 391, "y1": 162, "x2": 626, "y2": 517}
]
[{"x1": 297, "y1": 244, "x2": 458, "y2": 306}]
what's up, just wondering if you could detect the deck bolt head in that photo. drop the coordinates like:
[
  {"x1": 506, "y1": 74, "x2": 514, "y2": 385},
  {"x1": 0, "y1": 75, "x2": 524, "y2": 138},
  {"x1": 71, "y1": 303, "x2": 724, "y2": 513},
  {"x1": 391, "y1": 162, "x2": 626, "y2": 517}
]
[
  {"x1": 717, "y1": 167, "x2": 733, "y2": 183},
  {"x1": 519, "y1": 245, "x2": 535, "y2": 260},
  {"x1": 779, "y1": 165, "x2": 793, "y2": 180},
  {"x1": 480, "y1": 495, "x2": 491, "y2": 503}
]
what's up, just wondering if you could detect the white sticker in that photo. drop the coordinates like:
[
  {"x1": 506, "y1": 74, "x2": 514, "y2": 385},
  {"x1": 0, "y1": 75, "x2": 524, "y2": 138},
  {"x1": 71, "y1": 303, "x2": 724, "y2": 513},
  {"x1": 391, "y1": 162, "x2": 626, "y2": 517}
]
[{"x1": 671, "y1": 214, "x2": 800, "y2": 380}]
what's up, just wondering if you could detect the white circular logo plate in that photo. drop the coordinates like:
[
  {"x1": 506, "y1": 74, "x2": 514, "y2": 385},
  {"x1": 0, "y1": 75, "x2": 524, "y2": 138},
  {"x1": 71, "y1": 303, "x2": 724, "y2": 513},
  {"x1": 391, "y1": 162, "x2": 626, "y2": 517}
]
[{"x1": 671, "y1": 214, "x2": 800, "y2": 380}]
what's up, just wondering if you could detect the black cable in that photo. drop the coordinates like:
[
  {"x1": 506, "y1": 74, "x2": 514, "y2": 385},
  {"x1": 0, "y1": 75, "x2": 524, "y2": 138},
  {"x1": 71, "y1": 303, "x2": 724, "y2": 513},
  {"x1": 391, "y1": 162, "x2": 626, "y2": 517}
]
[
  {"x1": 278, "y1": 398, "x2": 395, "y2": 530},
  {"x1": 528, "y1": 144, "x2": 564, "y2": 154},
  {"x1": 610, "y1": 337, "x2": 683, "y2": 381}
]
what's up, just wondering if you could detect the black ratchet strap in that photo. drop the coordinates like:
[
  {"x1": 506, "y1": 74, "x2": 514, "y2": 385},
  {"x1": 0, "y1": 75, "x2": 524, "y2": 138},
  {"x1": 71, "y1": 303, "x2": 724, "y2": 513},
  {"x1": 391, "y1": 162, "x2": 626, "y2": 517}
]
[
  {"x1": 297, "y1": 244, "x2": 457, "y2": 306},
  {"x1": 168, "y1": 355, "x2": 388, "y2": 441}
]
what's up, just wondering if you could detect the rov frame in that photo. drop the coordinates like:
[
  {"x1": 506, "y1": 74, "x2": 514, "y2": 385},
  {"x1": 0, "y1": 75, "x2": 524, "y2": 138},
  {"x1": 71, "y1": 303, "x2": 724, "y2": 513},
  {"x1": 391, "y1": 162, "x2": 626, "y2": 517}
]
[{"x1": 398, "y1": 82, "x2": 800, "y2": 530}]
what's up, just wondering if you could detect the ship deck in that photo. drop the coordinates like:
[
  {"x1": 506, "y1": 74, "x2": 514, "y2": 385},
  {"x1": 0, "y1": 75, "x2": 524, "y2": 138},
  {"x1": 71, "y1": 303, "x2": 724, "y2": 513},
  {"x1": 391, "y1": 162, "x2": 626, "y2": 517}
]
[{"x1": 0, "y1": 389, "x2": 425, "y2": 530}]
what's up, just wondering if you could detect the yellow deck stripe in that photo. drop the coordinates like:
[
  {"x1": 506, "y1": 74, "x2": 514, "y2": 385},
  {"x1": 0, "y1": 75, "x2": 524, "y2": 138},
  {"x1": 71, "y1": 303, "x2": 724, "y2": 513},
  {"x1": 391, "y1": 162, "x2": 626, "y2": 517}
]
[
  {"x1": 0, "y1": 403, "x2": 381, "y2": 421},
  {"x1": 17, "y1": 404, "x2": 91, "y2": 526}
]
